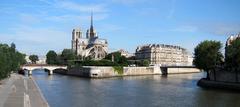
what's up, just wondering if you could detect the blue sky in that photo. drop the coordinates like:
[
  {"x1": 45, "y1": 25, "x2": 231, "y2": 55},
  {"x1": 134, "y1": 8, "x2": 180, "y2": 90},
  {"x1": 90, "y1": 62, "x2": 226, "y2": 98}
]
[{"x1": 0, "y1": 0, "x2": 240, "y2": 55}]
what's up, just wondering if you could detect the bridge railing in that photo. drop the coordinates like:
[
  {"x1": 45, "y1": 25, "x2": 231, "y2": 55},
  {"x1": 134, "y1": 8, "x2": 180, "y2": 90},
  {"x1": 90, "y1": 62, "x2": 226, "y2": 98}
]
[{"x1": 22, "y1": 64, "x2": 67, "y2": 67}]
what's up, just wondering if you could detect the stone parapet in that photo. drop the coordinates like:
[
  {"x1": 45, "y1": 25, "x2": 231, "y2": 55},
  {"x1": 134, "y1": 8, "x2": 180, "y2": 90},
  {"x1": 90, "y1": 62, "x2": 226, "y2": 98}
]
[{"x1": 54, "y1": 66, "x2": 200, "y2": 78}]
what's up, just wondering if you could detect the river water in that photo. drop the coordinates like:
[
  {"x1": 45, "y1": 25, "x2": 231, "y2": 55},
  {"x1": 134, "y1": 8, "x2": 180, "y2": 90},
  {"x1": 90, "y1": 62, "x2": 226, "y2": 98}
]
[{"x1": 32, "y1": 70, "x2": 240, "y2": 107}]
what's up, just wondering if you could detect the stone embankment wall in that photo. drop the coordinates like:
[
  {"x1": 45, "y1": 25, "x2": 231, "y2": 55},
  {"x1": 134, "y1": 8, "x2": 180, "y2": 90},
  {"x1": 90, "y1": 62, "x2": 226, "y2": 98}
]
[
  {"x1": 54, "y1": 66, "x2": 118, "y2": 77},
  {"x1": 167, "y1": 68, "x2": 200, "y2": 74},
  {"x1": 55, "y1": 66, "x2": 157, "y2": 78},
  {"x1": 54, "y1": 66, "x2": 200, "y2": 78},
  {"x1": 80, "y1": 66, "x2": 118, "y2": 77},
  {"x1": 210, "y1": 71, "x2": 240, "y2": 83},
  {"x1": 123, "y1": 67, "x2": 156, "y2": 76}
]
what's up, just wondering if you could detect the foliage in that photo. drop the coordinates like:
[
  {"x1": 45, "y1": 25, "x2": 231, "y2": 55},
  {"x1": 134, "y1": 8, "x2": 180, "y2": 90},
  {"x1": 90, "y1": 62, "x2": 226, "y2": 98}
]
[
  {"x1": 225, "y1": 39, "x2": 240, "y2": 70},
  {"x1": 69, "y1": 59, "x2": 124, "y2": 75},
  {"x1": 127, "y1": 59, "x2": 149, "y2": 67},
  {"x1": 105, "y1": 52, "x2": 128, "y2": 66},
  {"x1": 10, "y1": 43, "x2": 16, "y2": 50},
  {"x1": 46, "y1": 50, "x2": 58, "y2": 65},
  {"x1": 45, "y1": 49, "x2": 79, "y2": 66},
  {"x1": 70, "y1": 59, "x2": 118, "y2": 67},
  {"x1": 47, "y1": 50, "x2": 129, "y2": 67},
  {"x1": 29, "y1": 55, "x2": 39, "y2": 64},
  {"x1": 142, "y1": 60, "x2": 150, "y2": 66},
  {"x1": 61, "y1": 49, "x2": 76, "y2": 65},
  {"x1": 193, "y1": 40, "x2": 223, "y2": 79},
  {"x1": 0, "y1": 43, "x2": 26, "y2": 79},
  {"x1": 225, "y1": 39, "x2": 240, "y2": 82},
  {"x1": 113, "y1": 66, "x2": 123, "y2": 75}
]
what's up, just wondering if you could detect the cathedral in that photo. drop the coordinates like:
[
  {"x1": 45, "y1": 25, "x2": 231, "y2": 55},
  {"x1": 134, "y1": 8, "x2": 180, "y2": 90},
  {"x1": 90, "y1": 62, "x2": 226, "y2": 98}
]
[
  {"x1": 71, "y1": 14, "x2": 108, "y2": 60},
  {"x1": 226, "y1": 33, "x2": 240, "y2": 46}
]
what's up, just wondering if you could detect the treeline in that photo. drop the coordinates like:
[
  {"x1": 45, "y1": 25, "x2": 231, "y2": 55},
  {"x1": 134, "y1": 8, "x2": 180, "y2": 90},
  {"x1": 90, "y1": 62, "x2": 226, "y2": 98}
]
[
  {"x1": 70, "y1": 52, "x2": 129, "y2": 67},
  {"x1": 194, "y1": 39, "x2": 240, "y2": 81},
  {"x1": 46, "y1": 49, "x2": 129, "y2": 66},
  {"x1": 0, "y1": 43, "x2": 26, "y2": 79},
  {"x1": 46, "y1": 49, "x2": 150, "y2": 67},
  {"x1": 46, "y1": 49, "x2": 78, "y2": 65}
]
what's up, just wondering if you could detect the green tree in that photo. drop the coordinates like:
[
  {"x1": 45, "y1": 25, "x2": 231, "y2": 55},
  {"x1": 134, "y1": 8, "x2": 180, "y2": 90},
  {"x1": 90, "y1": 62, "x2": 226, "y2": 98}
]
[
  {"x1": 105, "y1": 52, "x2": 128, "y2": 66},
  {"x1": 46, "y1": 50, "x2": 58, "y2": 65},
  {"x1": 142, "y1": 60, "x2": 150, "y2": 66},
  {"x1": 0, "y1": 43, "x2": 26, "y2": 79},
  {"x1": 193, "y1": 40, "x2": 223, "y2": 80},
  {"x1": 10, "y1": 43, "x2": 16, "y2": 51},
  {"x1": 61, "y1": 49, "x2": 76, "y2": 65},
  {"x1": 29, "y1": 55, "x2": 39, "y2": 64},
  {"x1": 225, "y1": 39, "x2": 240, "y2": 82}
]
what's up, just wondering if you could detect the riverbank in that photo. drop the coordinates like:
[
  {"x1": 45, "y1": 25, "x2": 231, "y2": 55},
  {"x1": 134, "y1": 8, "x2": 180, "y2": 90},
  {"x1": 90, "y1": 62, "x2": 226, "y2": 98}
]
[
  {"x1": 54, "y1": 66, "x2": 200, "y2": 78},
  {"x1": 0, "y1": 73, "x2": 49, "y2": 107},
  {"x1": 197, "y1": 78, "x2": 240, "y2": 91}
]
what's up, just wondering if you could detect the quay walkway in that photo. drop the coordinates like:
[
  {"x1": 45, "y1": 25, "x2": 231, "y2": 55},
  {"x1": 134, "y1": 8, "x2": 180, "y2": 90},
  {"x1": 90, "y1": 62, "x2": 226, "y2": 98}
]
[{"x1": 0, "y1": 74, "x2": 49, "y2": 107}]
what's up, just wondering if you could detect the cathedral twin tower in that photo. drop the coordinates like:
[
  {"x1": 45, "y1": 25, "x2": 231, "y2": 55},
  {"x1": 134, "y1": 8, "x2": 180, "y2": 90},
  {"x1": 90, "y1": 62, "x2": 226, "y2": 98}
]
[{"x1": 72, "y1": 14, "x2": 108, "y2": 60}]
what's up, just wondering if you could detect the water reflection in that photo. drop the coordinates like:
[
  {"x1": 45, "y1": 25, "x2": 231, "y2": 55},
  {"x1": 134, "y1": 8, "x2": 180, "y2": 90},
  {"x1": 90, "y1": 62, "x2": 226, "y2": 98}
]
[{"x1": 32, "y1": 70, "x2": 240, "y2": 107}]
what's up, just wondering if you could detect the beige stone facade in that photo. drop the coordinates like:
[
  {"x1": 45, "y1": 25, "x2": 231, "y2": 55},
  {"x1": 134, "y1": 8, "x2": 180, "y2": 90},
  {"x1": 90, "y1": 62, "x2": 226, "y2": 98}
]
[
  {"x1": 72, "y1": 15, "x2": 108, "y2": 60},
  {"x1": 226, "y1": 33, "x2": 240, "y2": 46},
  {"x1": 135, "y1": 44, "x2": 190, "y2": 66},
  {"x1": 115, "y1": 49, "x2": 134, "y2": 58}
]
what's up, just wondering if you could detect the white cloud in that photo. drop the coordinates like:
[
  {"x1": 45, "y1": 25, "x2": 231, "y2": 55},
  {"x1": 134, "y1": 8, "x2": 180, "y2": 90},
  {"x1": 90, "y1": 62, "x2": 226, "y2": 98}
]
[
  {"x1": 54, "y1": 1, "x2": 107, "y2": 13},
  {"x1": 46, "y1": 14, "x2": 108, "y2": 22},
  {"x1": 38, "y1": 0, "x2": 53, "y2": 5},
  {"x1": 98, "y1": 24, "x2": 123, "y2": 33},
  {"x1": 0, "y1": 0, "x2": 111, "y2": 55},
  {"x1": 205, "y1": 24, "x2": 240, "y2": 35},
  {"x1": 167, "y1": 0, "x2": 176, "y2": 19},
  {"x1": 0, "y1": 25, "x2": 70, "y2": 55},
  {"x1": 19, "y1": 13, "x2": 41, "y2": 24},
  {"x1": 110, "y1": 0, "x2": 147, "y2": 5},
  {"x1": 170, "y1": 26, "x2": 198, "y2": 32},
  {"x1": 190, "y1": 22, "x2": 240, "y2": 36},
  {"x1": 37, "y1": 0, "x2": 109, "y2": 23}
]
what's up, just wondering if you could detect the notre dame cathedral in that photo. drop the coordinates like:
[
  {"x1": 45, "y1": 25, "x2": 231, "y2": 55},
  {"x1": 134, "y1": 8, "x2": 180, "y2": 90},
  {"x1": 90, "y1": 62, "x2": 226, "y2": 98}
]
[{"x1": 71, "y1": 14, "x2": 108, "y2": 60}]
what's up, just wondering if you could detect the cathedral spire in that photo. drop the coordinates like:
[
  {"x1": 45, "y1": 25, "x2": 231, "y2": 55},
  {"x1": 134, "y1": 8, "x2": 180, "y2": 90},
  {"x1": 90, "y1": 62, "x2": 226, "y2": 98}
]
[
  {"x1": 89, "y1": 12, "x2": 96, "y2": 38},
  {"x1": 91, "y1": 12, "x2": 93, "y2": 28}
]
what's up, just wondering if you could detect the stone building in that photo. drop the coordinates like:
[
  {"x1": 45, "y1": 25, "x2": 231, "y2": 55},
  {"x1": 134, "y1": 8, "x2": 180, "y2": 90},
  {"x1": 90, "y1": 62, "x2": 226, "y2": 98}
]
[
  {"x1": 135, "y1": 44, "x2": 190, "y2": 66},
  {"x1": 226, "y1": 33, "x2": 240, "y2": 46},
  {"x1": 115, "y1": 49, "x2": 134, "y2": 58},
  {"x1": 72, "y1": 14, "x2": 108, "y2": 60}
]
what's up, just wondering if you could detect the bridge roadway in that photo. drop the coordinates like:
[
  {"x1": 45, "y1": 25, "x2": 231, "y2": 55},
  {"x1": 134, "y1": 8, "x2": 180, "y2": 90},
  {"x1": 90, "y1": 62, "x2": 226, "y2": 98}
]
[{"x1": 21, "y1": 64, "x2": 67, "y2": 75}]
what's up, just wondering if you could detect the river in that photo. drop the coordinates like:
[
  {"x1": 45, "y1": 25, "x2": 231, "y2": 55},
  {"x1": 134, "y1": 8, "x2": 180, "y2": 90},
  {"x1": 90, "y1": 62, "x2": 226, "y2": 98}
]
[{"x1": 31, "y1": 70, "x2": 240, "y2": 107}]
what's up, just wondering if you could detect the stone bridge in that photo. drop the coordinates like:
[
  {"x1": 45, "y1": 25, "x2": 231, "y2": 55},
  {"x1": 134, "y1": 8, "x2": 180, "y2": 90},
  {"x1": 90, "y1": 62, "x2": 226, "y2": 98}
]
[{"x1": 21, "y1": 64, "x2": 67, "y2": 75}]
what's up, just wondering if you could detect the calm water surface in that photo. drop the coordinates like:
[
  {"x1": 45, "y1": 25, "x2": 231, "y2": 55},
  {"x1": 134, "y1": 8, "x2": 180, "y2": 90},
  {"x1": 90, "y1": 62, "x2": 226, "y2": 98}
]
[{"x1": 32, "y1": 70, "x2": 240, "y2": 107}]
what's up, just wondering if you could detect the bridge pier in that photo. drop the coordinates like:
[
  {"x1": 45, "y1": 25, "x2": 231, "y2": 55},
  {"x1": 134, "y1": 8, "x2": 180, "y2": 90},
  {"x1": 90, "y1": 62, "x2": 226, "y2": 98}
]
[{"x1": 48, "y1": 70, "x2": 53, "y2": 75}]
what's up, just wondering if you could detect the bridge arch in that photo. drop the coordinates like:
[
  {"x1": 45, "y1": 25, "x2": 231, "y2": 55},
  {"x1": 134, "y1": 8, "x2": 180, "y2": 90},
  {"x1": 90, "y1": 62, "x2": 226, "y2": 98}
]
[{"x1": 21, "y1": 64, "x2": 67, "y2": 75}]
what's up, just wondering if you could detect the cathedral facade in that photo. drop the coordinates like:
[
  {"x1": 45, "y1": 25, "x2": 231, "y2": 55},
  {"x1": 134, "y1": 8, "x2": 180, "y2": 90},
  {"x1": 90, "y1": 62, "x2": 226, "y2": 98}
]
[{"x1": 72, "y1": 15, "x2": 108, "y2": 60}]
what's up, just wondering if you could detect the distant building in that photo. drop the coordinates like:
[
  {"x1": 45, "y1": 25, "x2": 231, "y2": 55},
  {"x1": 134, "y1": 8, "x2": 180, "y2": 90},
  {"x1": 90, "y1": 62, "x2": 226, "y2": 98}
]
[
  {"x1": 72, "y1": 14, "x2": 108, "y2": 60},
  {"x1": 115, "y1": 49, "x2": 134, "y2": 58},
  {"x1": 135, "y1": 44, "x2": 191, "y2": 66},
  {"x1": 187, "y1": 55, "x2": 193, "y2": 66},
  {"x1": 37, "y1": 56, "x2": 46, "y2": 64},
  {"x1": 25, "y1": 55, "x2": 31, "y2": 64},
  {"x1": 25, "y1": 55, "x2": 46, "y2": 64},
  {"x1": 226, "y1": 33, "x2": 240, "y2": 46}
]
